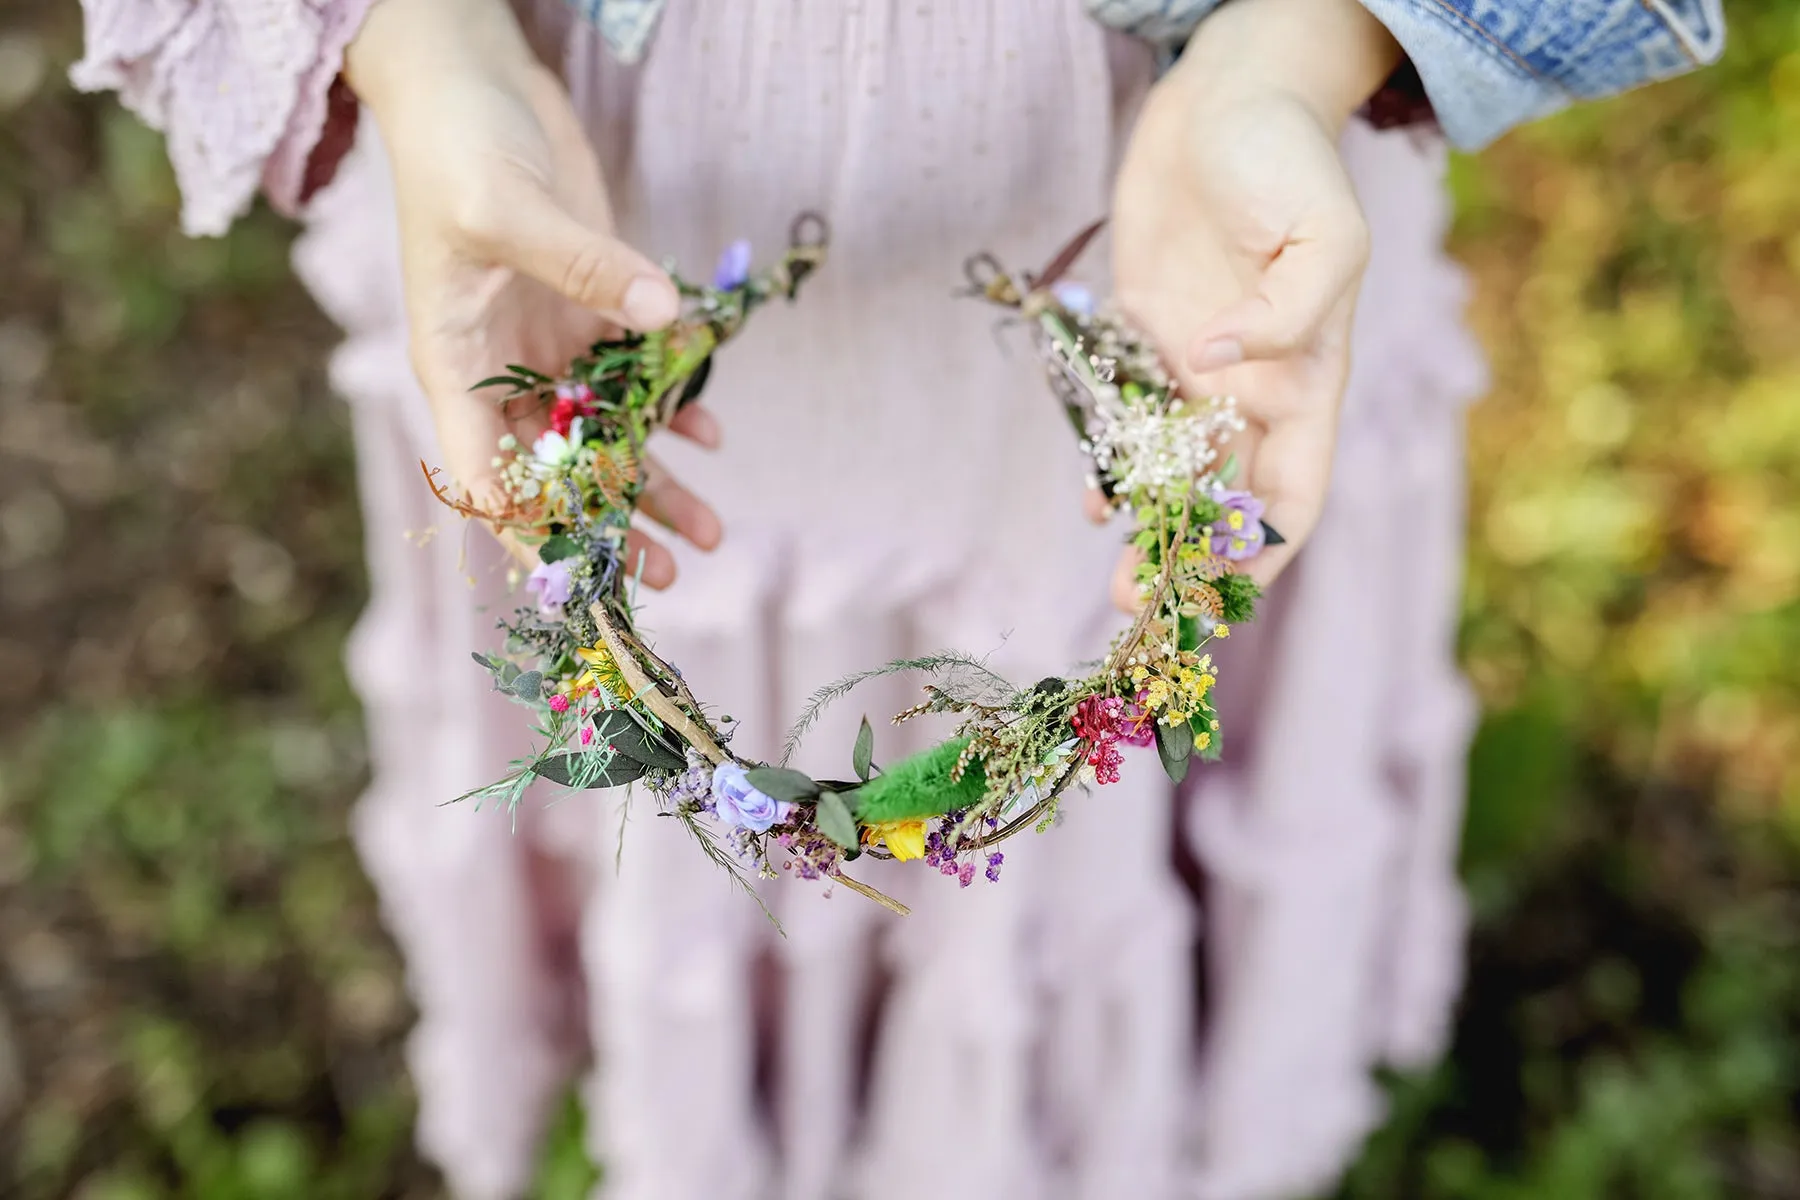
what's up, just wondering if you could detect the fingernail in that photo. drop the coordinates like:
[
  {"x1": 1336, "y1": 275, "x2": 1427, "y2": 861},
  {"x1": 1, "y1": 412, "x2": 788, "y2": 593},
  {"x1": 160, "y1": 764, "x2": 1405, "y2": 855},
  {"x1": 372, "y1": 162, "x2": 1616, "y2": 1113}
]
[
  {"x1": 1190, "y1": 337, "x2": 1244, "y2": 373},
  {"x1": 623, "y1": 276, "x2": 679, "y2": 329}
]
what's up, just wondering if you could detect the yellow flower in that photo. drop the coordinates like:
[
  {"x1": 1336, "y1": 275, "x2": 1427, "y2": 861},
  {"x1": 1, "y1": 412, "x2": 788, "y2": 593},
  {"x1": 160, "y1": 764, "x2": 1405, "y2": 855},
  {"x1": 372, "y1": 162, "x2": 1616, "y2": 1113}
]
[
  {"x1": 1213, "y1": 623, "x2": 1230, "y2": 639},
  {"x1": 1226, "y1": 510, "x2": 1246, "y2": 531},
  {"x1": 868, "y1": 819, "x2": 928, "y2": 861},
  {"x1": 573, "y1": 644, "x2": 634, "y2": 699},
  {"x1": 1195, "y1": 731, "x2": 1212, "y2": 751}
]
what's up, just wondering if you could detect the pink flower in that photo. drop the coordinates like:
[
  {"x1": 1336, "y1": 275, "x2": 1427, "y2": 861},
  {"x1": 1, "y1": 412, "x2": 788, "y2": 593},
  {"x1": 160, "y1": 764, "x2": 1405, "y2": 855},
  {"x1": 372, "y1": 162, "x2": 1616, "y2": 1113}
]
[
  {"x1": 547, "y1": 694, "x2": 570, "y2": 713},
  {"x1": 1119, "y1": 695, "x2": 1159, "y2": 748}
]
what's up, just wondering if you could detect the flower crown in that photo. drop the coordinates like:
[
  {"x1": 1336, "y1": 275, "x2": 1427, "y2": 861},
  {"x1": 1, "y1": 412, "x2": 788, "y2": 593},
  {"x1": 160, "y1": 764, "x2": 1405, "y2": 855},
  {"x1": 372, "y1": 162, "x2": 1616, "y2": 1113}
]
[{"x1": 429, "y1": 215, "x2": 1275, "y2": 920}]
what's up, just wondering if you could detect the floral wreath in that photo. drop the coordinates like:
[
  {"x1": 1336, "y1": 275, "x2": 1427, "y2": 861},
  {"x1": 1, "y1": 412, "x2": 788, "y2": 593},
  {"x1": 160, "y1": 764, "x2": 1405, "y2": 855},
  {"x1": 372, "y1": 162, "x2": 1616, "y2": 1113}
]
[{"x1": 430, "y1": 215, "x2": 1278, "y2": 920}]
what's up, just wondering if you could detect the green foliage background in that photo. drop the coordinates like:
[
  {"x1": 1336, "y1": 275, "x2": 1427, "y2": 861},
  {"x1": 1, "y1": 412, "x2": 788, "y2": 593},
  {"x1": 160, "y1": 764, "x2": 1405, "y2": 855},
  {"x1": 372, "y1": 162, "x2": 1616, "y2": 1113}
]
[{"x1": 1, "y1": 3, "x2": 1796, "y2": 1197}]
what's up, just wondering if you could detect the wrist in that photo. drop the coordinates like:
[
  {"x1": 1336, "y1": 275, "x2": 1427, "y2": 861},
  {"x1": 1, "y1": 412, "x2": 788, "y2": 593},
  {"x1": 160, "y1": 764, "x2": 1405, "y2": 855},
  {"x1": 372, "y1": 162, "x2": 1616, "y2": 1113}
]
[
  {"x1": 344, "y1": 0, "x2": 536, "y2": 119},
  {"x1": 1169, "y1": 0, "x2": 1402, "y2": 130}
]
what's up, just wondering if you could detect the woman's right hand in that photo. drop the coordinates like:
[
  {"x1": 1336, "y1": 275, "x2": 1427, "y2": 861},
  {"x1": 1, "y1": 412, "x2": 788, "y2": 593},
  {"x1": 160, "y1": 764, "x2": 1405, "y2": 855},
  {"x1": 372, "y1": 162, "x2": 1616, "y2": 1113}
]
[{"x1": 343, "y1": 0, "x2": 719, "y2": 586}]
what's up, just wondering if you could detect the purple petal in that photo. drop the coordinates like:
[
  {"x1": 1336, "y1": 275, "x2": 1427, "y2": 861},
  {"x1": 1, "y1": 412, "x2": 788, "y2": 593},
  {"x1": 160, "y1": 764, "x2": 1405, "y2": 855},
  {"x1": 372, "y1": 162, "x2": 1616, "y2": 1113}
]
[{"x1": 713, "y1": 239, "x2": 753, "y2": 291}]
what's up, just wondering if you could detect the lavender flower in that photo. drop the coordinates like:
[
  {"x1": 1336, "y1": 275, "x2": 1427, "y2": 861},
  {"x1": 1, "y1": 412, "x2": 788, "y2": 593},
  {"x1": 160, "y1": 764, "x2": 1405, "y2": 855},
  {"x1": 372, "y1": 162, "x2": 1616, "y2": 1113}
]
[
  {"x1": 654, "y1": 754, "x2": 716, "y2": 811},
  {"x1": 525, "y1": 559, "x2": 573, "y2": 617},
  {"x1": 710, "y1": 762, "x2": 791, "y2": 832},
  {"x1": 985, "y1": 852, "x2": 1004, "y2": 883},
  {"x1": 1208, "y1": 487, "x2": 1267, "y2": 561},
  {"x1": 1052, "y1": 281, "x2": 1095, "y2": 317},
  {"x1": 713, "y1": 239, "x2": 753, "y2": 291}
]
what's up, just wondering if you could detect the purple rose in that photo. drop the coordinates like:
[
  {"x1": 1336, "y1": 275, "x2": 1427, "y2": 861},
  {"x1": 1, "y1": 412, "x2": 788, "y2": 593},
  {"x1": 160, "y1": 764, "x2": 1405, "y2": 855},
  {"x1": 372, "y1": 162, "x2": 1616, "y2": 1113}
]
[
  {"x1": 526, "y1": 558, "x2": 573, "y2": 617},
  {"x1": 1208, "y1": 487, "x2": 1267, "y2": 562},
  {"x1": 710, "y1": 762, "x2": 791, "y2": 832},
  {"x1": 712, "y1": 239, "x2": 753, "y2": 291},
  {"x1": 1051, "y1": 281, "x2": 1095, "y2": 317}
]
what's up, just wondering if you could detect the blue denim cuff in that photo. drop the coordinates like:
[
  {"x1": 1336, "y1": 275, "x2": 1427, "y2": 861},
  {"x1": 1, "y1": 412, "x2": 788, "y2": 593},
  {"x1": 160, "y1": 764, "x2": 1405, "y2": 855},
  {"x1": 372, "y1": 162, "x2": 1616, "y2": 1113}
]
[{"x1": 1364, "y1": 0, "x2": 1725, "y2": 149}]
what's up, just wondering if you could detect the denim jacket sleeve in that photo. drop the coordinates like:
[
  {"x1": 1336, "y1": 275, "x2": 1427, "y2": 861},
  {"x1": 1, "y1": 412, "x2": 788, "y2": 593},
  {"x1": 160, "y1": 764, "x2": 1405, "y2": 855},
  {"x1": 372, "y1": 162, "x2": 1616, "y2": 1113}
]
[{"x1": 1084, "y1": 0, "x2": 1726, "y2": 149}]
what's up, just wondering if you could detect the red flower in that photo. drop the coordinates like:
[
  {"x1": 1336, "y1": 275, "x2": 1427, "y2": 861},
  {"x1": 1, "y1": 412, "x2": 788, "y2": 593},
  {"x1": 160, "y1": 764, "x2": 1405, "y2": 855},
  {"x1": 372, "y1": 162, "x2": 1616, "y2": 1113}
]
[
  {"x1": 549, "y1": 395, "x2": 580, "y2": 436},
  {"x1": 1086, "y1": 741, "x2": 1124, "y2": 785},
  {"x1": 1071, "y1": 695, "x2": 1123, "y2": 742},
  {"x1": 548, "y1": 382, "x2": 596, "y2": 436}
]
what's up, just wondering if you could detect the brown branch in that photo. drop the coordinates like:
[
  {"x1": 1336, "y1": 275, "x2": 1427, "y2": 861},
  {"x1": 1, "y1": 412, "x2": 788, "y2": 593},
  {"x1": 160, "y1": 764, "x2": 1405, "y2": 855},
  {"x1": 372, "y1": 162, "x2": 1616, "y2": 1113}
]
[
  {"x1": 833, "y1": 872, "x2": 912, "y2": 917},
  {"x1": 589, "y1": 602, "x2": 731, "y2": 765}
]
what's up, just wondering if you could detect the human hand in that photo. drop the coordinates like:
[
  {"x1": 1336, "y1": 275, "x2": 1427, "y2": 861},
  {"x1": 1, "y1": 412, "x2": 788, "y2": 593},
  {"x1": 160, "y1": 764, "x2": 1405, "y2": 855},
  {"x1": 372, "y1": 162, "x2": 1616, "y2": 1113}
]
[
  {"x1": 1105, "y1": 0, "x2": 1402, "y2": 610},
  {"x1": 344, "y1": 0, "x2": 716, "y2": 587}
]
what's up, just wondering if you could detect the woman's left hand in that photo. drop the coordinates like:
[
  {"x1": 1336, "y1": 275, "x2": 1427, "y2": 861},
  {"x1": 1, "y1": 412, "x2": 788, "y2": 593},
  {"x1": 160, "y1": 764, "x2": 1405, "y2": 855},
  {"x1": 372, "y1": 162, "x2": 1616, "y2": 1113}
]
[{"x1": 1105, "y1": 0, "x2": 1403, "y2": 610}]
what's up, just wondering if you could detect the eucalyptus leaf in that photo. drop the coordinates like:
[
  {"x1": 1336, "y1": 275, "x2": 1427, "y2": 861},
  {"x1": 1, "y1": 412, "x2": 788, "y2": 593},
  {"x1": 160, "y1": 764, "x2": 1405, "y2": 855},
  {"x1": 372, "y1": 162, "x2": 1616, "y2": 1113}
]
[
  {"x1": 500, "y1": 660, "x2": 522, "y2": 686},
  {"x1": 853, "y1": 716, "x2": 875, "y2": 782},
  {"x1": 539, "y1": 534, "x2": 581, "y2": 564},
  {"x1": 511, "y1": 671, "x2": 544, "y2": 703},
  {"x1": 1155, "y1": 718, "x2": 1194, "y2": 785},
  {"x1": 533, "y1": 752, "x2": 646, "y2": 789},
  {"x1": 745, "y1": 767, "x2": 821, "y2": 804},
  {"x1": 814, "y1": 789, "x2": 859, "y2": 850},
  {"x1": 591, "y1": 710, "x2": 686, "y2": 770}
]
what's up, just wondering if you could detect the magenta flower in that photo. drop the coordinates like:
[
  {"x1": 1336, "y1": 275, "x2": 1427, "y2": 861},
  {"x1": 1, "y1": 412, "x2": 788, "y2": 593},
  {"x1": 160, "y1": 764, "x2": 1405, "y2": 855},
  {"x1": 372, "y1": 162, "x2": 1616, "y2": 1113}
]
[
  {"x1": 1208, "y1": 488, "x2": 1267, "y2": 561},
  {"x1": 1119, "y1": 696, "x2": 1159, "y2": 748},
  {"x1": 713, "y1": 239, "x2": 753, "y2": 291},
  {"x1": 526, "y1": 558, "x2": 574, "y2": 617}
]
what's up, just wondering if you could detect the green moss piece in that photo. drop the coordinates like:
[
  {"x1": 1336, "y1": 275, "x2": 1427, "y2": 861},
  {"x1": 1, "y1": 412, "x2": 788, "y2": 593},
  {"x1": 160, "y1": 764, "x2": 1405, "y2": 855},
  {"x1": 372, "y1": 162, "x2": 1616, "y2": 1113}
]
[{"x1": 853, "y1": 738, "x2": 988, "y2": 824}]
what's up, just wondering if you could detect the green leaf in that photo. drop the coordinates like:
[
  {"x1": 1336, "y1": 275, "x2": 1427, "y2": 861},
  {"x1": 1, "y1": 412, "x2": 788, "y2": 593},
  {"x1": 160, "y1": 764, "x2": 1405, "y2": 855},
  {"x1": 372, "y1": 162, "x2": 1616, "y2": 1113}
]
[
  {"x1": 511, "y1": 671, "x2": 544, "y2": 703},
  {"x1": 676, "y1": 354, "x2": 714, "y2": 408},
  {"x1": 853, "y1": 716, "x2": 875, "y2": 782},
  {"x1": 744, "y1": 767, "x2": 821, "y2": 803},
  {"x1": 499, "y1": 660, "x2": 522, "y2": 685},
  {"x1": 470, "y1": 375, "x2": 528, "y2": 393},
  {"x1": 814, "y1": 789, "x2": 859, "y2": 849},
  {"x1": 539, "y1": 534, "x2": 581, "y2": 564},
  {"x1": 590, "y1": 710, "x2": 686, "y2": 771},
  {"x1": 504, "y1": 363, "x2": 554, "y2": 383},
  {"x1": 1155, "y1": 718, "x2": 1194, "y2": 784},
  {"x1": 1217, "y1": 452, "x2": 1240, "y2": 485},
  {"x1": 533, "y1": 752, "x2": 646, "y2": 789}
]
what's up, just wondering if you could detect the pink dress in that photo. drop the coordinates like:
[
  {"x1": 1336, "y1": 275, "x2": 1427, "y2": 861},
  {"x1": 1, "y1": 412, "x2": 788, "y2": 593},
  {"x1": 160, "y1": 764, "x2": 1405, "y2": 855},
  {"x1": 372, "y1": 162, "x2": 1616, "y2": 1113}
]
[{"x1": 77, "y1": 2, "x2": 1486, "y2": 1197}]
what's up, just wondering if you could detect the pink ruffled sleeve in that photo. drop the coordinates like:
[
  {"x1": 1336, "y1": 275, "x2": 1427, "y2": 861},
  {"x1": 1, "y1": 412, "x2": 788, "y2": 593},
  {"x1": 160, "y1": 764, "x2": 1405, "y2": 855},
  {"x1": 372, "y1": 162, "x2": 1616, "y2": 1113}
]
[{"x1": 71, "y1": 0, "x2": 376, "y2": 237}]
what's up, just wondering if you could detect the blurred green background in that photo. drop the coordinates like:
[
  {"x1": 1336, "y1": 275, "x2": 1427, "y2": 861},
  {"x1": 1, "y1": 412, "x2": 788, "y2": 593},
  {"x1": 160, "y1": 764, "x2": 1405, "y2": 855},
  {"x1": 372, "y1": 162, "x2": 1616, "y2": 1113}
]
[{"x1": 1, "y1": 3, "x2": 1797, "y2": 1197}]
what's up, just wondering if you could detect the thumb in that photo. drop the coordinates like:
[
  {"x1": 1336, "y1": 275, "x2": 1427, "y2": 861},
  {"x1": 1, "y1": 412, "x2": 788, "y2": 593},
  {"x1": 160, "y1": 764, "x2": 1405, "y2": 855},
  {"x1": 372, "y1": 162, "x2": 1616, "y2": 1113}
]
[
  {"x1": 474, "y1": 184, "x2": 681, "y2": 330},
  {"x1": 1186, "y1": 220, "x2": 1368, "y2": 371}
]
